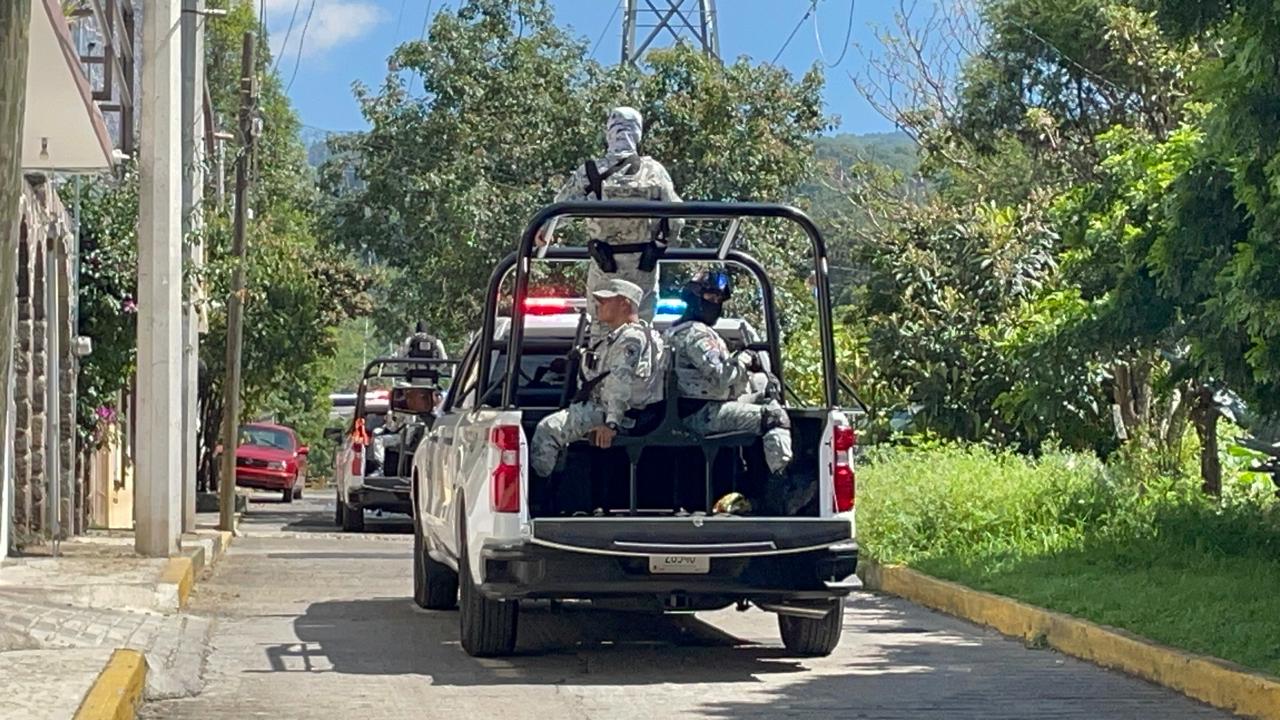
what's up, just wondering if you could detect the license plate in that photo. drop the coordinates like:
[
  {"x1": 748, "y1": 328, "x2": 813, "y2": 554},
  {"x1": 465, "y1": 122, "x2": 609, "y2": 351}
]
[{"x1": 648, "y1": 555, "x2": 710, "y2": 574}]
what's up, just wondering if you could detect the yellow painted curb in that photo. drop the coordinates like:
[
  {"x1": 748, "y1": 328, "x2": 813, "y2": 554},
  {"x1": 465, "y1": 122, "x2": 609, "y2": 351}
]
[
  {"x1": 158, "y1": 556, "x2": 194, "y2": 609},
  {"x1": 74, "y1": 649, "x2": 147, "y2": 720},
  {"x1": 859, "y1": 560, "x2": 1280, "y2": 720}
]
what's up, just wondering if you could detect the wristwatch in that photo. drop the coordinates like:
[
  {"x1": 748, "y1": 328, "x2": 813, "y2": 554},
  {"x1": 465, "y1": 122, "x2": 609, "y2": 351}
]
[{"x1": 605, "y1": 421, "x2": 619, "y2": 431}]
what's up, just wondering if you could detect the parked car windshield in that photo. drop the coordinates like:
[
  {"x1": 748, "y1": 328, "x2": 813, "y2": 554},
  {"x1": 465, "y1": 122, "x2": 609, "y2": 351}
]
[{"x1": 239, "y1": 425, "x2": 294, "y2": 451}]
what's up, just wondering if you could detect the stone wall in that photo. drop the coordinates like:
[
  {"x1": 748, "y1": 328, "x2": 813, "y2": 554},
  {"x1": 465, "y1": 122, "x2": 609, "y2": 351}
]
[{"x1": 9, "y1": 176, "x2": 78, "y2": 544}]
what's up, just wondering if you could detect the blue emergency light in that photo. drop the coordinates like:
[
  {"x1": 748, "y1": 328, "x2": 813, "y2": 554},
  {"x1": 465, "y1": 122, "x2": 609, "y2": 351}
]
[{"x1": 655, "y1": 298, "x2": 687, "y2": 316}]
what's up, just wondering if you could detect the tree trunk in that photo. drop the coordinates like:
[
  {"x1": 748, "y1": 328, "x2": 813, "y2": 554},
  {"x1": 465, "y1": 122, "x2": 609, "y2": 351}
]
[
  {"x1": 1190, "y1": 386, "x2": 1222, "y2": 496},
  {"x1": 197, "y1": 370, "x2": 223, "y2": 493},
  {"x1": 1156, "y1": 381, "x2": 1194, "y2": 474}
]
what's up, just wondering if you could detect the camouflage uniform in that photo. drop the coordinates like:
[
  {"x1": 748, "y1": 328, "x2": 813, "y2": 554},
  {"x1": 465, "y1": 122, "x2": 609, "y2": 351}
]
[
  {"x1": 545, "y1": 107, "x2": 682, "y2": 346},
  {"x1": 666, "y1": 321, "x2": 793, "y2": 475},
  {"x1": 530, "y1": 320, "x2": 665, "y2": 477}
]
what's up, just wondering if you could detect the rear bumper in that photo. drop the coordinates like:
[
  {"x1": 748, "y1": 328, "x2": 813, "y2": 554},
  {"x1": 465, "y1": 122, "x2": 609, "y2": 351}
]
[
  {"x1": 478, "y1": 535, "x2": 858, "y2": 602},
  {"x1": 347, "y1": 476, "x2": 412, "y2": 514}
]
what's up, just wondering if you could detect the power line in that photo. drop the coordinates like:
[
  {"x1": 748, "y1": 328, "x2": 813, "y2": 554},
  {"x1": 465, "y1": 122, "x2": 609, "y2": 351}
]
[
  {"x1": 394, "y1": 0, "x2": 409, "y2": 41},
  {"x1": 407, "y1": 0, "x2": 438, "y2": 96},
  {"x1": 814, "y1": 0, "x2": 855, "y2": 68},
  {"x1": 590, "y1": 3, "x2": 621, "y2": 60},
  {"x1": 286, "y1": 0, "x2": 318, "y2": 94},
  {"x1": 773, "y1": 0, "x2": 819, "y2": 65},
  {"x1": 419, "y1": 0, "x2": 437, "y2": 40},
  {"x1": 271, "y1": 0, "x2": 305, "y2": 74}
]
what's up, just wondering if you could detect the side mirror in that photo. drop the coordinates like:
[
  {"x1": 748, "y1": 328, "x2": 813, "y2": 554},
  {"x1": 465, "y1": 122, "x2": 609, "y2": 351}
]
[
  {"x1": 297, "y1": 445, "x2": 310, "y2": 456},
  {"x1": 391, "y1": 386, "x2": 439, "y2": 415}
]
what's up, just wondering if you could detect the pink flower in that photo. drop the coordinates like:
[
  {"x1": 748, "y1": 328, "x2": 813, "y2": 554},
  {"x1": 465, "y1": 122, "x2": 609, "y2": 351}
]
[{"x1": 122, "y1": 297, "x2": 137, "y2": 314}]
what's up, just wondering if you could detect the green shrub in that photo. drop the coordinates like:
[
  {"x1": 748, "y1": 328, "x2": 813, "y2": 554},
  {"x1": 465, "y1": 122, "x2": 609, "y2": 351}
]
[{"x1": 856, "y1": 442, "x2": 1280, "y2": 675}]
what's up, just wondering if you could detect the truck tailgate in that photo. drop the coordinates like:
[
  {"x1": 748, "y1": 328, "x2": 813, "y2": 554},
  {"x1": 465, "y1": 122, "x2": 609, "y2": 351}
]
[{"x1": 530, "y1": 517, "x2": 853, "y2": 557}]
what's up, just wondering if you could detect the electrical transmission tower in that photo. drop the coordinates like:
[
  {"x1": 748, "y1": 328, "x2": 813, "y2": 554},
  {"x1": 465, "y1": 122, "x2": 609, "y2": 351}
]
[{"x1": 621, "y1": 0, "x2": 720, "y2": 65}]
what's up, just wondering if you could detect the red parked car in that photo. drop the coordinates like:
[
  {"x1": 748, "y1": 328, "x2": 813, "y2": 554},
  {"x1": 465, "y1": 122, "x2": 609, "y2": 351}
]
[{"x1": 235, "y1": 423, "x2": 309, "y2": 503}]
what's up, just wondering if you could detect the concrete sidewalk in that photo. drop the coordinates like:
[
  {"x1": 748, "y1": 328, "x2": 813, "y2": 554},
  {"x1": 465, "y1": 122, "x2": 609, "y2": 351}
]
[{"x1": 0, "y1": 518, "x2": 234, "y2": 719}]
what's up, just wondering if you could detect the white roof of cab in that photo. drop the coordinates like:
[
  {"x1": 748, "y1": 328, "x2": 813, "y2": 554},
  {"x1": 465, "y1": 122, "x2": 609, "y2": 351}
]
[{"x1": 493, "y1": 312, "x2": 760, "y2": 343}]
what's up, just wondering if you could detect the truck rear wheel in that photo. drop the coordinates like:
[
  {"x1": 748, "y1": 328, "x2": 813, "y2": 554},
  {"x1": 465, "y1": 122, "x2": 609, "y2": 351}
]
[
  {"x1": 458, "y1": 525, "x2": 517, "y2": 656},
  {"x1": 777, "y1": 600, "x2": 844, "y2": 657},
  {"x1": 413, "y1": 514, "x2": 458, "y2": 610},
  {"x1": 341, "y1": 502, "x2": 365, "y2": 532}
]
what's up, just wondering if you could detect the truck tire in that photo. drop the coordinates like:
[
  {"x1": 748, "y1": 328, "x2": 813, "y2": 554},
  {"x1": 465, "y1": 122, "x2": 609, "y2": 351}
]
[
  {"x1": 413, "y1": 517, "x2": 458, "y2": 610},
  {"x1": 334, "y1": 492, "x2": 343, "y2": 526},
  {"x1": 458, "y1": 516, "x2": 517, "y2": 656},
  {"x1": 341, "y1": 502, "x2": 365, "y2": 532},
  {"x1": 282, "y1": 486, "x2": 294, "y2": 504},
  {"x1": 778, "y1": 601, "x2": 844, "y2": 657}
]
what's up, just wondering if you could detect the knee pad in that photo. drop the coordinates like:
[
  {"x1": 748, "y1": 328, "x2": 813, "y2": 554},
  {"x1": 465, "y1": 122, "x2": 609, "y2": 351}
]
[{"x1": 760, "y1": 404, "x2": 791, "y2": 433}]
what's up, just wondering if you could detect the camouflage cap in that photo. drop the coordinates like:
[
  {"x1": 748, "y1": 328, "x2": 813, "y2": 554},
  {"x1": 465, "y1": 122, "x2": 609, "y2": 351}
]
[{"x1": 590, "y1": 278, "x2": 644, "y2": 308}]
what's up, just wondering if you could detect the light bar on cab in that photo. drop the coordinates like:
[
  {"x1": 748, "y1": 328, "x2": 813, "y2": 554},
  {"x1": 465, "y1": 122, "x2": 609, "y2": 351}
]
[
  {"x1": 523, "y1": 297, "x2": 575, "y2": 315},
  {"x1": 655, "y1": 298, "x2": 686, "y2": 316}
]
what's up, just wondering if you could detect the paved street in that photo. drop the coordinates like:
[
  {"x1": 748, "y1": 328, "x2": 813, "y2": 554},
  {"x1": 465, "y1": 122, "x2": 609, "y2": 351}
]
[{"x1": 142, "y1": 495, "x2": 1232, "y2": 719}]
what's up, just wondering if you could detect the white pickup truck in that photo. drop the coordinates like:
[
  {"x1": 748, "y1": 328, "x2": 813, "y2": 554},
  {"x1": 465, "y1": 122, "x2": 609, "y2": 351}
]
[
  {"x1": 333, "y1": 358, "x2": 455, "y2": 532},
  {"x1": 410, "y1": 201, "x2": 859, "y2": 657}
]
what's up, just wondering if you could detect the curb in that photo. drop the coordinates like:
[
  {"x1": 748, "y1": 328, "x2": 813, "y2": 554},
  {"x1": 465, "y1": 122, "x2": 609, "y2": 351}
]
[
  {"x1": 859, "y1": 560, "x2": 1280, "y2": 720},
  {"x1": 157, "y1": 529, "x2": 234, "y2": 610},
  {"x1": 73, "y1": 649, "x2": 147, "y2": 720}
]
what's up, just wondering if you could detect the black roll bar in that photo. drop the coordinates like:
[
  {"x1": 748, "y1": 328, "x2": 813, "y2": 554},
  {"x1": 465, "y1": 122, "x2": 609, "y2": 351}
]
[
  {"x1": 478, "y1": 248, "x2": 786, "y2": 403},
  {"x1": 352, "y1": 357, "x2": 460, "y2": 425},
  {"x1": 478, "y1": 201, "x2": 839, "y2": 410}
]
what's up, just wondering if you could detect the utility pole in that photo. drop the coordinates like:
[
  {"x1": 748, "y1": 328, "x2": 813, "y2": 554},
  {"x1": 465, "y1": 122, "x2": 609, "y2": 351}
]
[
  {"x1": 136, "y1": 0, "x2": 184, "y2": 556},
  {"x1": 219, "y1": 31, "x2": 256, "y2": 532},
  {"x1": 0, "y1": 0, "x2": 33, "y2": 560},
  {"x1": 622, "y1": 0, "x2": 720, "y2": 65},
  {"x1": 180, "y1": 0, "x2": 207, "y2": 534}
]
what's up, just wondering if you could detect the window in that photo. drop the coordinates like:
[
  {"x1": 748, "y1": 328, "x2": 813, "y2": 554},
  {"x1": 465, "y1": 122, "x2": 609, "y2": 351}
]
[
  {"x1": 238, "y1": 426, "x2": 294, "y2": 451},
  {"x1": 446, "y1": 340, "x2": 482, "y2": 411}
]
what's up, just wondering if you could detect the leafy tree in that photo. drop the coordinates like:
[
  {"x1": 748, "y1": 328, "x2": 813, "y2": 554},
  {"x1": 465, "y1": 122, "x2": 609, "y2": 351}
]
[
  {"x1": 1152, "y1": 0, "x2": 1280, "y2": 415},
  {"x1": 322, "y1": 0, "x2": 829, "y2": 344},
  {"x1": 75, "y1": 167, "x2": 139, "y2": 447},
  {"x1": 828, "y1": 158, "x2": 1060, "y2": 444},
  {"x1": 194, "y1": 1, "x2": 374, "y2": 488}
]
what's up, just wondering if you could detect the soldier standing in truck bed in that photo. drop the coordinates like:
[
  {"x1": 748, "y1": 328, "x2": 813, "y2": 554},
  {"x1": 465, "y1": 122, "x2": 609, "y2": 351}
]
[{"x1": 539, "y1": 106, "x2": 683, "y2": 347}]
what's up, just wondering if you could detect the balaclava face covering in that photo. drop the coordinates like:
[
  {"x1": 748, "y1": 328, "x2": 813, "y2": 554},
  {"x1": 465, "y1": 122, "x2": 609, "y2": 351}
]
[
  {"x1": 678, "y1": 283, "x2": 726, "y2": 327},
  {"x1": 605, "y1": 106, "x2": 643, "y2": 163}
]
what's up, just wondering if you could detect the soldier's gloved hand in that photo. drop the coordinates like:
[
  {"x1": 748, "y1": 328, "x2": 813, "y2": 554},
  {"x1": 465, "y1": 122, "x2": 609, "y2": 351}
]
[{"x1": 737, "y1": 349, "x2": 765, "y2": 373}]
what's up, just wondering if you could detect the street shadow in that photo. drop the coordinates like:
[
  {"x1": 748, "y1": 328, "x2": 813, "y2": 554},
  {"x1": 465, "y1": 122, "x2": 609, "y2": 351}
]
[
  {"x1": 252, "y1": 591, "x2": 1234, "y2": 714},
  {"x1": 689, "y1": 593, "x2": 1233, "y2": 720},
  {"x1": 240, "y1": 500, "x2": 413, "y2": 535},
  {"x1": 260, "y1": 596, "x2": 809, "y2": 686}
]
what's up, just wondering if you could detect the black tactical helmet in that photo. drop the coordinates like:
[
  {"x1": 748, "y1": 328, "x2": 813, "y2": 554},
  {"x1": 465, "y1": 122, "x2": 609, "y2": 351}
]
[
  {"x1": 677, "y1": 268, "x2": 733, "y2": 326},
  {"x1": 683, "y1": 268, "x2": 732, "y2": 303}
]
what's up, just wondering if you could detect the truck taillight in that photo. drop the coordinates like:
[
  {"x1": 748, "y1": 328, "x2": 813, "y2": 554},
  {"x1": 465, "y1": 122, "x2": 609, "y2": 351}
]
[
  {"x1": 490, "y1": 425, "x2": 521, "y2": 513},
  {"x1": 833, "y1": 424, "x2": 856, "y2": 512},
  {"x1": 351, "y1": 445, "x2": 363, "y2": 477}
]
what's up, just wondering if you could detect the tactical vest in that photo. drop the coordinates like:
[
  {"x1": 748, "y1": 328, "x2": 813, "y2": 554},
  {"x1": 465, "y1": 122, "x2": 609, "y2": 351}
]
[{"x1": 586, "y1": 155, "x2": 670, "y2": 244}]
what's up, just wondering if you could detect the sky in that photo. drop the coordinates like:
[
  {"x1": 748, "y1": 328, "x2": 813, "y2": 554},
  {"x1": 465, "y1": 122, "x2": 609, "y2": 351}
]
[{"x1": 260, "y1": 0, "x2": 903, "y2": 137}]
